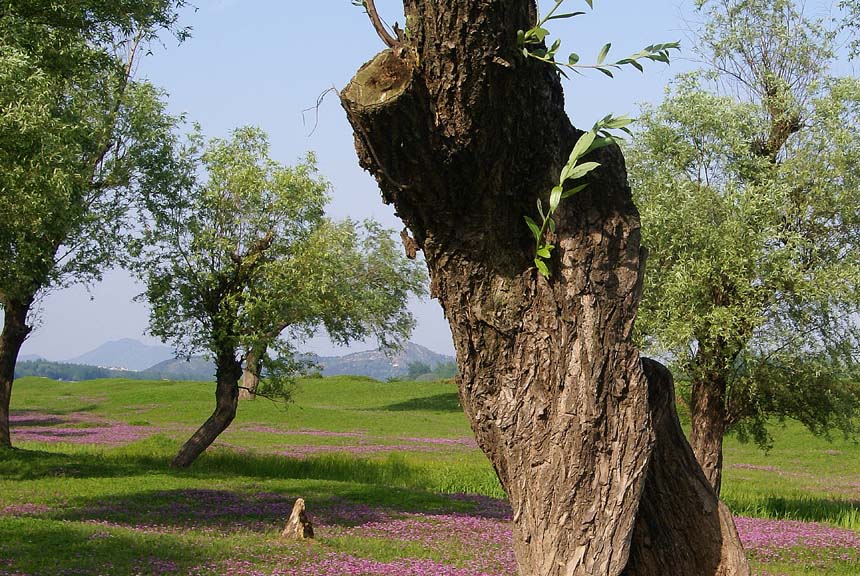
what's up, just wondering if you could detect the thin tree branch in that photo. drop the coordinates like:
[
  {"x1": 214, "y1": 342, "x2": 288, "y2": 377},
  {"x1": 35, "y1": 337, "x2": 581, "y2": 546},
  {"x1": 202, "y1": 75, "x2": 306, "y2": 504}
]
[{"x1": 364, "y1": 0, "x2": 399, "y2": 48}]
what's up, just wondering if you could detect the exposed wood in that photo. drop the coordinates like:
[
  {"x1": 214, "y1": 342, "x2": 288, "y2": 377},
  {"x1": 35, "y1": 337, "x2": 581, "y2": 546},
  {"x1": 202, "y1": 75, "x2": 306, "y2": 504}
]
[{"x1": 281, "y1": 498, "x2": 314, "y2": 540}]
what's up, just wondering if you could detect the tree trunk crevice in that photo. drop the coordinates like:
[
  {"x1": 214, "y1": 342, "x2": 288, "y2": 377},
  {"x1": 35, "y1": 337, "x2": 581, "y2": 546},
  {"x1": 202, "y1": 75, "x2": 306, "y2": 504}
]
[
  {"x1": 341, "y1": 2, "x2": 749, "y2": 573},
  {"x1": 626, "y1": 359, "x2": 748, "y2": 575}
]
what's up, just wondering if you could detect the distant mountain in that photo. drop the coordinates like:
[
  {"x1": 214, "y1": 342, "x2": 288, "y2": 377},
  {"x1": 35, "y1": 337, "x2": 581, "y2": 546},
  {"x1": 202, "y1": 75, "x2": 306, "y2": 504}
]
[
  {"x1": 139, "y1": 356, "x2": 215, "y2": 381},
  {"x1": 15, "y1": 359, "x2": 128, "y2": 381},
  {"x1": 14, "y1": 356, "x2": 214, "y2": 383},
  {"x1": 310, "y1": 342, "x2": 454, "y2": 381},
  {"x1": 17, "y1": 340, "x2": 453, "y2": 383},
  {"x1": 65, "y1": 338, "x2": 174, "y2": 371}
]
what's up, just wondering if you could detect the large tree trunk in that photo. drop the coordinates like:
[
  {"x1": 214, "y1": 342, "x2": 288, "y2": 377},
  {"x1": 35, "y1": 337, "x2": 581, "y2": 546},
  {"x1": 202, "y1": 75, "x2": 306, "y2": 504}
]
[
  {"x1": 689, "y1": 374, "x2": 727, "y2": 494},
  {"x1": 341, "y1": 2, "x2": 749, "y2": 574},
  {"x1": 238, "y1": 348, "x2": 262, "y2": 401},
  {"x1": 171, "y1": 351, "x2": 242, "y2": 468},
  {"x1": 0, "y1": 297, "x2": 33, "y2": 448}
]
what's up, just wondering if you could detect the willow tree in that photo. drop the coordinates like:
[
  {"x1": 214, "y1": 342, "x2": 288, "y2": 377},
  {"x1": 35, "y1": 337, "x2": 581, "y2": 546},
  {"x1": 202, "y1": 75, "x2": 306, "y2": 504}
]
[
  {"x1": 340, "y1": 1, "x2": 749, "y2": 574},
  {"x1": 133, "y1": 127, "x2": 425, "y2": 467},
  {"x1": 0, "y1": 0, "x2": 186, "y2": 447},
  {"x1": 630, "y1": 0, "x2": 860, "y2": 494},
  {"x1": 839, "y1": 0, "x2": 860, "y2": 59}
]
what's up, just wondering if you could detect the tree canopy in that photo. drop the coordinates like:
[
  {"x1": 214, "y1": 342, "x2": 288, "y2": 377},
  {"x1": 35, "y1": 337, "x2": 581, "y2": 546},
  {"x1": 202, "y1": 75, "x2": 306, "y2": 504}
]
[
  {"x1": 0, "y1": 0, "x2": 187, "y2": 447},
  {"x1": 629, "y1": 0, "x2": 860, "y2": 491},
  {"x1": 133, "y1": 126, "x2": 426, "y2": 466}
]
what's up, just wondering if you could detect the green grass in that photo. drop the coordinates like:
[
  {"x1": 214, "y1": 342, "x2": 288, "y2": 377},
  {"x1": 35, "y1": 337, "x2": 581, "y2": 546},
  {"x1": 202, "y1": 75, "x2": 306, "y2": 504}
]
[{"x1": 2, "y1": 375, "x2": 858, "y2": 575}]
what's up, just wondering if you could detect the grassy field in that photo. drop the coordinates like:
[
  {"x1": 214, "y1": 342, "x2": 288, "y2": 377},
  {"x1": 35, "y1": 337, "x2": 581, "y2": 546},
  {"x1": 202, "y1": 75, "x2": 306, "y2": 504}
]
[{"x1": 1, "y1": 375, "x2": 858, "y2": 575}]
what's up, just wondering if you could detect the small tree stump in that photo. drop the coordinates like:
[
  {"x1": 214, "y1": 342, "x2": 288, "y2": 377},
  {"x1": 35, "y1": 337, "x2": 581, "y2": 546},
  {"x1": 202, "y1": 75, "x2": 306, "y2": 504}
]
[{"x1": 281, "y1": 498, "x2": 314, "y2": 540}]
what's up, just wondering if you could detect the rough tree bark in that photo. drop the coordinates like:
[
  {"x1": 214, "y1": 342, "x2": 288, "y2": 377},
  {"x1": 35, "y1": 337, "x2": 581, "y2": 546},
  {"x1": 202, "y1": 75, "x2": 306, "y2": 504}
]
[
  {"x1": 341, "y1": 2, "x2": 749, "y2": 574},
  {"x1": 171, "y1": 350, "x2": 242, "y2": 468},
  {"x1": 0, "y1": 296, "x2": 33, "y2": 448}
]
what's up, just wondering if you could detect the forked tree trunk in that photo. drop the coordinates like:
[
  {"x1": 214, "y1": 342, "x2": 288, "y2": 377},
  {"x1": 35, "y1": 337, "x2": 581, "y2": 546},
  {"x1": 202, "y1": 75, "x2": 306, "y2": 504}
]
[
  {"x1": 0, "y1": 297, "x2": 33, "y2": 448},
  {"x1": 689, "y1": 374, "x2": 727, "y2": 494},
  {"x1": 171, "y1": 352, "x2": 242, "y2": 468},
  {"x1": 341, "y1": 2, "x2": 749, "y2": 574},
  {"x1": 625, "y1": 360, "x2": 747, "y2": 574},
  {"x1": 238, "y1": 348, "x2": 262, "y2": 401}
]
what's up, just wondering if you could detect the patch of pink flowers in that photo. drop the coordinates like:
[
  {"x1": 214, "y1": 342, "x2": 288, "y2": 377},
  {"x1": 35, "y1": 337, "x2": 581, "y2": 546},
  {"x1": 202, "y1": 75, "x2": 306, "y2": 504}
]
[
  {"x1": 10, "y1": 411, "x2": 156, "y2": 446},
  {"x1": 735, "y1": 516, "x2": 860, "y2": 550},
  {"x1": 277, "y1": 444, "x2": 440, "y2": 457},
  {"x1": 1, "y1": 503, "x2": 52, "y2": 516},
  {"x1": 274, "y1": 554, "x2": 503, "y2": 576},
  {"x1": 397, "y1": 436, "x2": 478, "y2": 448},
  {"x1": 238, "y1": 425, "x2": 366, "y2": 438},
  {"x1": 729, "y1": 463, "x2": 783, "y2": 473}
]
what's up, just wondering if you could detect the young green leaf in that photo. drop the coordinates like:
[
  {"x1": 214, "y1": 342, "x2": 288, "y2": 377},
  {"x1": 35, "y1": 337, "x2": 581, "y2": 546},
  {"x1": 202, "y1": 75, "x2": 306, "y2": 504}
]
[
  {"x1": 530, "y1": 27, "x2": 550, "y2": 42},
  {"x1": 535, "y1": 257, "x2": 550, "y2": 277},
  {"x1": 561, "y1": 183, "x2": 589, "y2": 198},
  {"x1": 597, "y1": 43, "x2": 611, "y2": 65},
  {"x1": 568, "y1": 130, "x2": 597, "y2": 164},
  {"x1": 549, "y1": 185, "x2": 563, "y2": 212},
  {"x1": 587, "y1": 136, "x2": 616, "y2": 153},
  {"x1": 524, "y1": 215, "x2": 541, "y2": 242},
  {"x1": 567, "y1": 161, "x2": 601, "y2": 180},
  {"x1": 537, "y1": 245, "x2": 552, "y2": 258},
  {"x1": 547, "y1": 11, "x2": 586, "y2": 21}
]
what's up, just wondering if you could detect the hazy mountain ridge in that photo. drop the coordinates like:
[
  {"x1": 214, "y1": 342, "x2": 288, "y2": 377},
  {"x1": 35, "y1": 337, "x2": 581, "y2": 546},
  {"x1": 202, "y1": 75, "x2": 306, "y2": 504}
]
[
  {"x1": 309, "y1": 342, "x2": 453, "y2": 380},
  {"x1": 17, "y1": 340, "x2": 454, "y2": 382},
  {"x1": 64, "y1": 338, "x2": 174, "y2": 371},
  {"x1": 139, "y1": 356, "x2": 216, "y2": 381}
]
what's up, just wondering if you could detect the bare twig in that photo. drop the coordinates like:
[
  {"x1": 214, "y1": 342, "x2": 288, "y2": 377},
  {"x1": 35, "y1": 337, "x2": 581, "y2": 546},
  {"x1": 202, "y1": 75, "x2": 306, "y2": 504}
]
[{"x1": 301, "y1": 86, "x2": 337, "y2": 137}]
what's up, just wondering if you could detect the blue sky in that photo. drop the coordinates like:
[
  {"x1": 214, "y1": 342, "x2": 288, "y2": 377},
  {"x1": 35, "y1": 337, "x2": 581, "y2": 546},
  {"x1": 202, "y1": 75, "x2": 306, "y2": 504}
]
[{"x1": 21, "y1": 0, "x2": 705, "y2": 360}]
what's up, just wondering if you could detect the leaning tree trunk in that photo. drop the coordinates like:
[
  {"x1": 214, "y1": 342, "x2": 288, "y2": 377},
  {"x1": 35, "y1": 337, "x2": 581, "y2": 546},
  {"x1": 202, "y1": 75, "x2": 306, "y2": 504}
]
[
  {"x1": 340, "y1": 2, "x2": 749, "y2": 574},
  {"x1": 0, "y1": 297, "x2": 33, "y2": 448},
  {"x1": 689, "y1": 374, "x2": 728, "y2": 494},
  {"x1": 171, "y1": 351, "x2": 242, "y2": 468}
]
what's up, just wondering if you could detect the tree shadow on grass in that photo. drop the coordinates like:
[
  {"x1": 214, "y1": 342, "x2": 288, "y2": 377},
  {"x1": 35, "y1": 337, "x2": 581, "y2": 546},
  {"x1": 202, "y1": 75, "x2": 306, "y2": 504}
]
[
  {"x1": 2, "y1": 447, "x2": 510, "y2": 537},
  {"x1": 0, "y1": 446, "x2": 166, "y2": 481},
  {"x1": 53, "y1": 488, "x2": 392, "y2": 532},
  {"x1": 7, "y1": 412, "x2": 66, "y2": 427},
  {"x1": 0, "y1": 443, "x2": 464, "y2": 492},
  {"x1": 0, "y1": 516, "x2": 216, "y2": 576},
  {"x1": 49, "y1": 485, "x2": 509, "y2": 535},
  {"x1": 725, "y1": 494, "x2": 860, "y2": 527},
  {"x1": 379, "y1": 392, "x2": 461, "y2": 412}
]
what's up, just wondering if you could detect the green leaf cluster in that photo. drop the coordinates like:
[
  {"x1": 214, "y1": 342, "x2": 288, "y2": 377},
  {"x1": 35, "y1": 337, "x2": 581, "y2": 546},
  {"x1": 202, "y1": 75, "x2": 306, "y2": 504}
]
[
  {"x1": 516, "y1": 1, "x2": 679, "y2": 78},
  {"x1": 629, "y1": 63, "x2": 860, "y2": 448},
  {"x1": 525, "y1": 115, "x2": 631, "y2": 277},
  {"x1": 0, "y1": 0, "x2": 186, "y2": 309},
  {"x1": 839, "y1": 0, "x2": 860, "y2": 59},
  {"x1": 132, "y1": 127, "x2": 427, "y2": 396}
]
